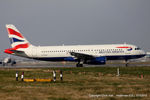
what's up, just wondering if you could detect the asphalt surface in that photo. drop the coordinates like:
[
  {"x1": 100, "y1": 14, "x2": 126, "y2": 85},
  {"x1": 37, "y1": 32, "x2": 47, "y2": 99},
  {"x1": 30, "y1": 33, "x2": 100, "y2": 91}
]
[{"x1": 0, "y1": 63, "x2": 150, "y2": 68}]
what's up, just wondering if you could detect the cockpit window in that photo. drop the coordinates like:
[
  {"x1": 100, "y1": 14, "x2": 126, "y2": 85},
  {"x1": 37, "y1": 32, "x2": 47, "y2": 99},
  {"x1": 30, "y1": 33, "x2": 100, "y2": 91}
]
[{"x1": 135, "y1": 47, "x2": 141, "y2": 50}]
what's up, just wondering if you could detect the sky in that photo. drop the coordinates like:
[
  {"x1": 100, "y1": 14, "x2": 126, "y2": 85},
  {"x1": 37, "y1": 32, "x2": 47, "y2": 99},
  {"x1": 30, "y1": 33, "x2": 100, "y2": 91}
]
[{"x1": 0, "y1": 0, "x2": 150, "y2": 57}]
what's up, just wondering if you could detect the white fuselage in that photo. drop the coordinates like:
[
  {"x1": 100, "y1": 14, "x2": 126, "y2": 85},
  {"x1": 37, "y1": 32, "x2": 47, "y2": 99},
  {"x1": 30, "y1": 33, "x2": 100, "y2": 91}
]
[{"x1": 22, "y1": 44, "x2": 145, "y2": 61}]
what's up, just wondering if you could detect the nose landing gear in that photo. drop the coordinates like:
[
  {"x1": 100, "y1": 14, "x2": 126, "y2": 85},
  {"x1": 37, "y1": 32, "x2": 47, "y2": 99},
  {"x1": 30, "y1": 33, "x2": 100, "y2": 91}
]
[{"x1": 125, "y1": 59, "x2": 129, "y2": 67}]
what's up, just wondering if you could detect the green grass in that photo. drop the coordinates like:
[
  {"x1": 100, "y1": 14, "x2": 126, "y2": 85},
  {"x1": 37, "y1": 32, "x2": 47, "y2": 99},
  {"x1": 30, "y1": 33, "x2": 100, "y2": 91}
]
[{"x1": 0, "y1": 66, "x2": 150, "y2": 100}]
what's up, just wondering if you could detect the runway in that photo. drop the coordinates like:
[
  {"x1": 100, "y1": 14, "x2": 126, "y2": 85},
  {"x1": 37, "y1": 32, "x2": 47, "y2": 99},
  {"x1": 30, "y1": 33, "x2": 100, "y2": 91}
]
[{"x1": 1, "y1": 62, "x2": 150, "y2": 68}]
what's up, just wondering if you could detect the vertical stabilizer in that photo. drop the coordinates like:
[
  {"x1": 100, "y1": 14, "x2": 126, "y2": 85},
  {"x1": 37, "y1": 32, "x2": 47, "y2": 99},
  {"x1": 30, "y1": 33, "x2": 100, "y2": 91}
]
[{"x1": 6, "y1": 24, "x2": 32, "y2": 49}]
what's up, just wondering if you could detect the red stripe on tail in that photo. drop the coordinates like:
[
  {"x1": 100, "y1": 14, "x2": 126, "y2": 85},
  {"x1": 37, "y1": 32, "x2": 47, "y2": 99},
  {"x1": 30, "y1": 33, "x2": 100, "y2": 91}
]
[
  {"x1": 14, "y1": 43, "x2": 29, "y2": 50},
  {"x1": 7, "y1": 28, "x2": 24, "y2": 38}
]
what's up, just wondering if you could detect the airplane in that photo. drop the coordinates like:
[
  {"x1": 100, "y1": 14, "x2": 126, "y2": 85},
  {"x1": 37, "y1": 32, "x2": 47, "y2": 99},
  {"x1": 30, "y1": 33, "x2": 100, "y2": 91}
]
[
  {"x1": 0, "y1": 57, "x2": 16, "y2": 66},
  {"x1": 4, "y1": 24, "x2": 146, "y2": 67}
]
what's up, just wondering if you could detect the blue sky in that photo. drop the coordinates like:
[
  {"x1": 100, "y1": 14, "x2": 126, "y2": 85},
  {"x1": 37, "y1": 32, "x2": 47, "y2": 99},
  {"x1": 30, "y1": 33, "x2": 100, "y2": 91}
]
[{"x1": 0, "y1": 0, "x2": 150, "y2": 57}]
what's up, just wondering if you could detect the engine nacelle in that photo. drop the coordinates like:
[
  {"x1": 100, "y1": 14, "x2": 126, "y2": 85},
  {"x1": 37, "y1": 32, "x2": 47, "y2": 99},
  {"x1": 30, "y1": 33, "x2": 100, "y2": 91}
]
[{"x1": 84, "y1": 56, "x2": 106, "y2": 65}]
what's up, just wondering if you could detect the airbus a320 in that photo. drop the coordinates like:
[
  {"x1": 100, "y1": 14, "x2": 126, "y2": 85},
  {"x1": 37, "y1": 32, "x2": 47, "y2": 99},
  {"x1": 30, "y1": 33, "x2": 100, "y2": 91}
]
[{"x1": 4, "y1": 24, "x2": 146, "y2": 67}]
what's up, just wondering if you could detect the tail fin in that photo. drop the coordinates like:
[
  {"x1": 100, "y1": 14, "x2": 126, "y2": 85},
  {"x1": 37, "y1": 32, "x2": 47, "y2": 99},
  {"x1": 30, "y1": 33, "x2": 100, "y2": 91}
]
[{"x1": 6, "y1": 24, "x2": 32, "y2": 49}]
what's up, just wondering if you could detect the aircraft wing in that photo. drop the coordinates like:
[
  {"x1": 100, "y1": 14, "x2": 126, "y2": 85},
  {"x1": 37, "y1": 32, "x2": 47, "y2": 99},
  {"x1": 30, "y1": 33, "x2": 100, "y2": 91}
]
[
  {"x1": 70, "y1": 52, "x2": 96, "y2": 60},
  {"x1": 70, "y1": 52, "x2": 106, "y2": 65}
]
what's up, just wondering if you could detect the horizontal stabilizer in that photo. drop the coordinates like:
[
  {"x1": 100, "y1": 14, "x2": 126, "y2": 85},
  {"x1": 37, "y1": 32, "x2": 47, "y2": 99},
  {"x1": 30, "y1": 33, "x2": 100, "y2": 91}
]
[{"x1": 10, "y1": 50, "x2": 25, "y2": 54}]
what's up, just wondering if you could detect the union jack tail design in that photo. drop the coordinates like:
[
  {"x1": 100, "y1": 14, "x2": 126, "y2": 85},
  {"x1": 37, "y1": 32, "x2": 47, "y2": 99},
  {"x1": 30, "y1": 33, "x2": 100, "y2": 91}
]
[{"x1": 6, "y1": 24, "x2": 31, "y2": 49}]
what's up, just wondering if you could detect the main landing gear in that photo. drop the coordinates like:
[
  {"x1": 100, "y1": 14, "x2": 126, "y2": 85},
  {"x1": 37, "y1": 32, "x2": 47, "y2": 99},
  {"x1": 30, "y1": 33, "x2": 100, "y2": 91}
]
[
  {"x1": 76, "y1": 59, "x2": 83, "y2": 67},
  {"x1": 76, "y1": 63, "x2": 83, "y2": 67}
]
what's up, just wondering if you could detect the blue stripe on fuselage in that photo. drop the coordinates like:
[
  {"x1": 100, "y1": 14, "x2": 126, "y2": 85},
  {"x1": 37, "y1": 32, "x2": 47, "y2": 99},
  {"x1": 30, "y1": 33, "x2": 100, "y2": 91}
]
[
  {"x1": 106, "y1": 54, "x2": 145, "y2": 60},
  {"x1": 32, "y1": 54, "x2": 145, "y2": 62},
  {"x1": 33, "y1": 57, "x2": 76, "y2": 61}
]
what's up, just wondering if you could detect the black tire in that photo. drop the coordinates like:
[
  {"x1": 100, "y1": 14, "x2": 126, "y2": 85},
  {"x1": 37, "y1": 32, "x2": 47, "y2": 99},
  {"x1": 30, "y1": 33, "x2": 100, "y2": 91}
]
[
  {"x1": 76, "y1": 64, "x2": 83, "y2": 67},
  {"x1": 79, "y1": 64, "x2": 83, "y2": 67},
  {"x1": 76, "y1": 64, "x2": 79, "y2": 67}
]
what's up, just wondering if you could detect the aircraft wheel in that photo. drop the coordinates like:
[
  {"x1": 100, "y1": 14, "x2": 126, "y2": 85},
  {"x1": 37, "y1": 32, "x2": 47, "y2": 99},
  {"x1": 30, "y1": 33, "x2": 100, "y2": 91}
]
[
  {"x1": 125, "y1": 59, "x2": 129, "y2": 67},
  {"x1": 76, "y1": 64, "x2": 83, "y2": 67}
]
